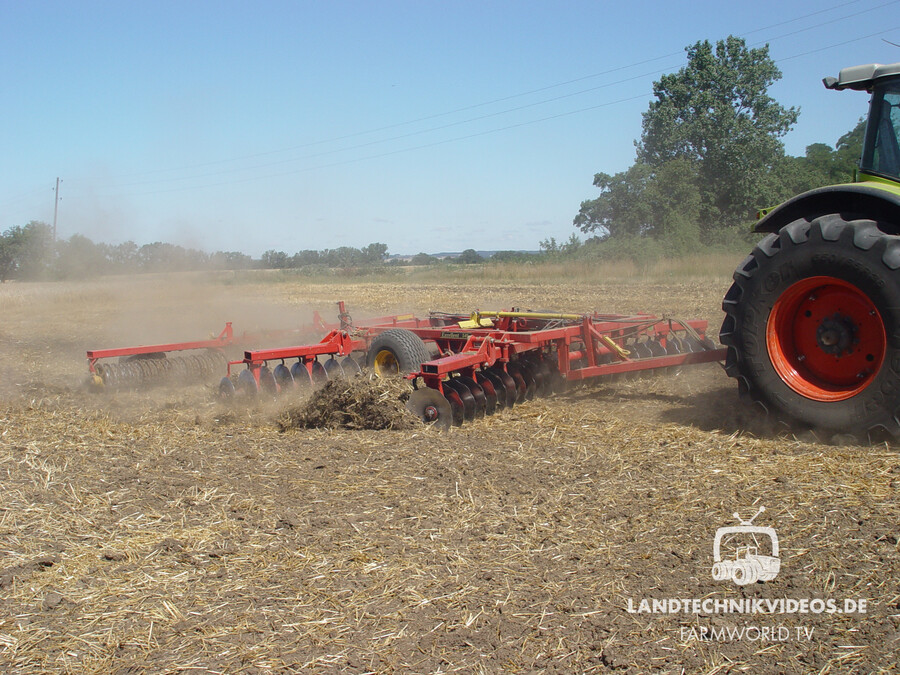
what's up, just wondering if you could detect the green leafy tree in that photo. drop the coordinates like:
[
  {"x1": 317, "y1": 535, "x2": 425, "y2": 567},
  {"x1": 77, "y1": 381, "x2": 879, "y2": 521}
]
[
  {"x1": 574, "y1": 159, "x2": 701, "y2": 247},
  {"x1": 53, "y1": 234, "x2": 109, "y2": 279},
  {"x1": 410, "y1": 252, "x2": 437, "y2": 265},
  {"x1": 772, "y1": 117, "x2": 867, "y2": 202},
  {"x1": 361, "y1": 242, "x2": 388, "y2": 264},
  {"x1": 292, "y1": 249, "x2": 321, "y2": 266},
  {"x1": 574, "y1": 163, "x2": 652, "y2": 238},
  {"x1": 0, "y1": 221, "x2": 54, "y2": 280},
  {"x1": 457, "y1": 248, "x2": 483, "y2": 264},
  {"x1": 638, "y1": 36, "x2": 798, "y2": 226},
  {"x1": 0, "y1": 227, "x2": 23, "y2": 281},
  {"x1": 261, "y1": 249, "x2": 290, "y2": 269}
]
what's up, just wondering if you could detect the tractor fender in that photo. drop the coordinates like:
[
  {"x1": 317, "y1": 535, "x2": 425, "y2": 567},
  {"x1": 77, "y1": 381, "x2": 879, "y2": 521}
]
[{"x1": 755, "y1": 183, "x2": 900, "y2": 235}]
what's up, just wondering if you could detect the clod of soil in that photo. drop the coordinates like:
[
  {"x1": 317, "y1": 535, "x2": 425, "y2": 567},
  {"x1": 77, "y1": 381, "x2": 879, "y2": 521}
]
[{"x1": 278, "y1": 376, "x2": 418, "y2": 430}]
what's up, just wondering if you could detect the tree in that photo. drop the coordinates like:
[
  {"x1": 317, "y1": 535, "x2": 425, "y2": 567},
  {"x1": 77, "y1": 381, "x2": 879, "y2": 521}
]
[
  {"x1": 772, "y1": 117, "x2": 867, "y2": 202},
  {"x1": 54, "y1": 234, "x2": 109, "y2": 279},
  {"x1": 574, "y1": 163, "x2": 653, "y2": 238},
  {"x1": 261, "y1": 249, "x2": 290, "y2": 269},
  {"x1": 0, "y1": 227, "x2": 22, "y2": 281},
  {"x1": 361, "y1": 242, "x2": 388, "y2": 264},
  {"x1": 410, "y1": 252, "x2": 437, "y2": 265},
  {"x1": 638, "y1": 36, "x2": 798, "y2": 226},
  {"x1": 574, "y1": 158, "x2": 701, "y2": 245},
  {"x1": 457, "y1": 249, "x2": 483, "y2": 264},
  {"x1": 0, "y1": 221, "x2": 54, "y2": 281}
]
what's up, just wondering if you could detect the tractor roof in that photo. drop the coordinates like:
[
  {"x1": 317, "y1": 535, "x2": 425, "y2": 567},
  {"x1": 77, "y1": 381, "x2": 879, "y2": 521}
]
[{"x1": 823, "y1": 63, "x2": 900, "y2": 91}]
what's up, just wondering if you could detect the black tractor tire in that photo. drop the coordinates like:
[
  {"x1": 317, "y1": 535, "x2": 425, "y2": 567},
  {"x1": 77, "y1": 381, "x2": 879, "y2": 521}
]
[
  {"x1": 366, "y1": 328, "x2": 431, "y2": 377},
  {"x1": 720, "y1": 214, "x2": 900, "y2": 442}
]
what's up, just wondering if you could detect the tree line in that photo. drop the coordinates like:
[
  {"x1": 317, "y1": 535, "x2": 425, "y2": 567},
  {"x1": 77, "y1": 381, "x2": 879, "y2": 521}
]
[
  {"x1": 3, "y1": 36, "x2": 869, "y2": 280},
  {"x1": 0, "y1": 223, "x2": 399, "y2": 282}
]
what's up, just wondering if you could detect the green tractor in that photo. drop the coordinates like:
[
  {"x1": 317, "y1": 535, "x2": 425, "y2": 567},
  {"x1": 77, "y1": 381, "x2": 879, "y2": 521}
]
[{"x1": 721, "y1": 63, "x2": 900, "y2": 441}]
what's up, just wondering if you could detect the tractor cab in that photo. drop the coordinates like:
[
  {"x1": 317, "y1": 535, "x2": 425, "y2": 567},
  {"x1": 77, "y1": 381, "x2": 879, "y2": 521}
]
[{"x1": 824, "y1": 62, "x2": 900, "y2": 183}]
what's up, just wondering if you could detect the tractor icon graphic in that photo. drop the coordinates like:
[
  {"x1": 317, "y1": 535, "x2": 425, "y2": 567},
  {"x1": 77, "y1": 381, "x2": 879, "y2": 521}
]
[{"x1": 711, "y1": 506, "x2": 780, "y2": 586}]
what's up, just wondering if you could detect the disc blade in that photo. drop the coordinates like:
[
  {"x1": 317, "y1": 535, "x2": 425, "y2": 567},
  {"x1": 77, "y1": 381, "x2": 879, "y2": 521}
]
[
  {"x1": 505, "y1": 363, "x2": 531, "y2": 402},
  {"x1": 474, "y1": 372, "x2": 498, "y2": 414},
  {"x1": 487, "y1": 366, "x2": 518, "y2": 407},
  {"x1": 259, "y1": 365, "x2": 279, "y2": 395},
  {"x1": 442, "y1": 387, "x2": 465, "y2": 426},
  {"x1": 342, "y1": 355, "x2": 362, "y2": 375},
  {"x1": 324, "y1": 357, "x2": 345, "y2": 379},
  {"x1": 443, "y1": 378, "x2": 476, "y2": 422},
  {"x1": 311, "y1": 360, "x2": 328, "y2": 385},
  {"x1": 455, "y1": 375, "x2": 486, "y2": 418},
  {"x1": 406, "y1": 388, "x2": 453, "y2": 430},
  {"x1": 218, "y1": 376, "x2": 235, "y2": 398},
  {"x1": 273, "y1": 363, "x2": 294, "y2": 388},
  {"x1": 237, "y1": 369, "x2": 259, "y2": 396},
  {"x1": 291, "y1": 361, "x2": 313, "y2": 389}
]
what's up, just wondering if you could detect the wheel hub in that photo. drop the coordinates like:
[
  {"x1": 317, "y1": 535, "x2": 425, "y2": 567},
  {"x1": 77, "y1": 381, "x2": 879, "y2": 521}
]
[
  {"x1": 815, "y1": 313, "x2": 858, "y2": 356},
  {"x1": 766, "y1": 276, "x2": 886, "y2": 402}
]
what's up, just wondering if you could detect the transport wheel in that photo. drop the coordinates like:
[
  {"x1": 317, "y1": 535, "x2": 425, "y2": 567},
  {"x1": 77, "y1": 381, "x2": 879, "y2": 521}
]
[
  {"x1": 406, "y1": 388, "x2": 453, "y2": 430},
  {"x1": 720, "y1": 214, "x2": 900, "y2": 440},
  {"x1": 367, "y1": 329, "x2": 431, "y2": 377}
]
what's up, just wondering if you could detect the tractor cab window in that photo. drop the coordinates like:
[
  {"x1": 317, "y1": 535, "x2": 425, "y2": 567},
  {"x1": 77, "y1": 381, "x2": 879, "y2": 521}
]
[{"x1": 862, "y1": 80, "x2": 900, "y2": 180}]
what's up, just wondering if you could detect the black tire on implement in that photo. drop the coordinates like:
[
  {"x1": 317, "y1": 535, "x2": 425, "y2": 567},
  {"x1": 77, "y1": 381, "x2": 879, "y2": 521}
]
[
  {"x1": 366, "y1": 328, "x2": 431, "y2": 376},
  {"x1": 720, "y1": 214, "x2": 900, "y2": 441}
]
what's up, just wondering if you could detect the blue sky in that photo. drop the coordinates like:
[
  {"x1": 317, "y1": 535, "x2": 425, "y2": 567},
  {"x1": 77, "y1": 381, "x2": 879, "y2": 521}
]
[{"x1": 1, "y1": 1, "x2": 899, "y2": 256}]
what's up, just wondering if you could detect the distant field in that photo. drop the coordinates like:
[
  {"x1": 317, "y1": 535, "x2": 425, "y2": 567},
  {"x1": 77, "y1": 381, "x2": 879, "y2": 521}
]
[{"x1": 0, "y1": 266, "x2": 896, "y2": 673}]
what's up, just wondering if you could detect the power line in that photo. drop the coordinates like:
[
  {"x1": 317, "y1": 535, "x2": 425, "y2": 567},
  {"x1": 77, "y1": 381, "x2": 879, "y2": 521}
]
[
  {"x1": 85, "y1": 0, "x2": 878, "y2": 184},
  {"x1": 92, "y1": 22, "x2": 900, "y2": 199}
]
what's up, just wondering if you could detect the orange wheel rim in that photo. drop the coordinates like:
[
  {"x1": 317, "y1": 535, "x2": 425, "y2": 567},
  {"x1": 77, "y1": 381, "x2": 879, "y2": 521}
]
[{"x1": 766, "y1": 276, "x2": 886, "y2": 402}]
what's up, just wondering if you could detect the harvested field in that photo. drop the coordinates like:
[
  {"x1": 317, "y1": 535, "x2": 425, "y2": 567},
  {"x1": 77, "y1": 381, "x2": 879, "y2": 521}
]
[{"x1": 0, "y1": 271, "x2": 898, "y2": 673}]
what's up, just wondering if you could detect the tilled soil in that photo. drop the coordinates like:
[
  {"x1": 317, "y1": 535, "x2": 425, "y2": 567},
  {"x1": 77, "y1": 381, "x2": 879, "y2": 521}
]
[{"x1": 0, "y1": 274, "x2": 897, "y2": 673}]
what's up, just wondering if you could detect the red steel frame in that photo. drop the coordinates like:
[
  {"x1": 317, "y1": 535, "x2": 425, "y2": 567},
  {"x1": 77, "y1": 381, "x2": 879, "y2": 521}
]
[
  {"x1": 86, "y1": 302, "x2": 415, "y2": 376},
  {"x1": 227, "y1": 303, "x2": 727, "y2": 391},
  {"x1": 87, "y1": 301, "x2": 727, "y2": 390},
  {"x1": 87, "y1": 323, "x2": 237, "y2": 374}
]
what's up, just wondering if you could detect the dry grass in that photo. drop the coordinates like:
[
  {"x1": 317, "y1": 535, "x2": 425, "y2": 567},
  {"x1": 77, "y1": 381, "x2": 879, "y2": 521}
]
[{"x1": 0, "y1": 266, "x2": 897, "y2": 673}]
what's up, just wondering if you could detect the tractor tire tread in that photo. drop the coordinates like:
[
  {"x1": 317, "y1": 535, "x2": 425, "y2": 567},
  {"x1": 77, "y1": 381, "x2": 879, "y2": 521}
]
[{"x1": 720, "y1": 213, "x2": 900, "y2": 444}]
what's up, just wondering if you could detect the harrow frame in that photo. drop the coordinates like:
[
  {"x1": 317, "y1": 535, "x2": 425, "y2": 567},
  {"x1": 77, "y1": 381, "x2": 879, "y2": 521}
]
[
  {"x1": 220, "y1": 303, "x2": 726, "y2": 426},
  {"x1": 87, "y1": 301, "x2": 726, "y2": 427}
]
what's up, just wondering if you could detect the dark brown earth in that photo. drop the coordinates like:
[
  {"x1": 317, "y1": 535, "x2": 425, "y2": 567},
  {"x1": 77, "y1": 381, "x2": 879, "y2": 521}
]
[{"x1": 0, "y1": 274, "x2": 897, "y2": 673}]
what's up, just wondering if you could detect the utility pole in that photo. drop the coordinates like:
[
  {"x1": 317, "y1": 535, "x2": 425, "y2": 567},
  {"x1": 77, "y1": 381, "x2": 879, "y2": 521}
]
[{"x1": 52, "y1": 177, "x2": 61, "y2": 242}]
